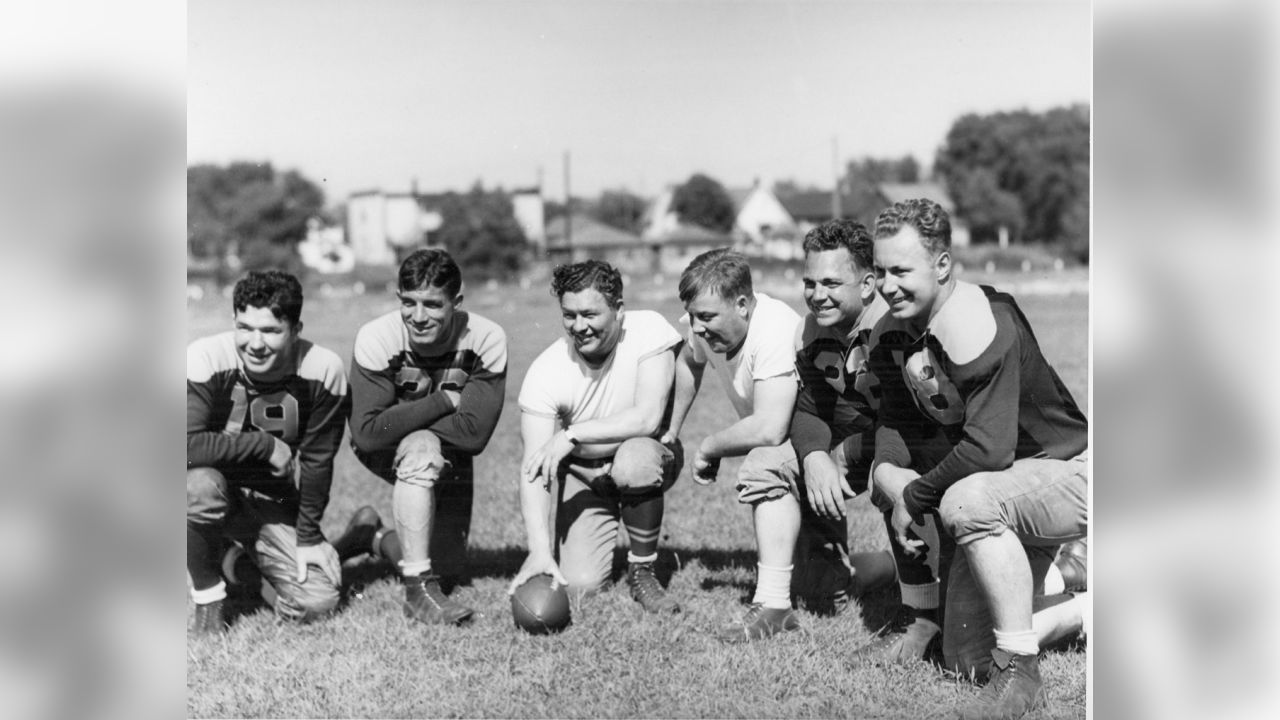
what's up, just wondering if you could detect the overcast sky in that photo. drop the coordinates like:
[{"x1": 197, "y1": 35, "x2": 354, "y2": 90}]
[{"x1": 188, "y1": 0, "x2": 1090, "y2": 204}]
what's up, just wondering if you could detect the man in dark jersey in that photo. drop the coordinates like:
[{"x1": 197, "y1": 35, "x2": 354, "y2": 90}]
[
  {"x1": 187, "y1": 271, "x2": 350, "y2": 633},
  {"x1": 349, "y1": 249, "x2": 507, "y2": 626},
  {"x1": 786, "y1": 219, "x2": 943, "y2": 655},
  {"x1": 869, "y1": 199, "x2": 1088, "y2": 719}
]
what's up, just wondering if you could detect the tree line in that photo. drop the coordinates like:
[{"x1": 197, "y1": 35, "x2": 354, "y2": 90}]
[{"x1": 187, "y1": 103, "x2": 1089, "y2": 279}]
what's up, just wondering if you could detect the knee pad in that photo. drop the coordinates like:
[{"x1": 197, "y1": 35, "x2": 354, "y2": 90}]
[
  {"x1": 187, "y1": 468, "x2": 230, "y2": 525},
  {"x1": 610, "y1": 438, "x2": 670, "y2": 493},
  {"x1": 394, "y1": 431, "x2": 449, "y2": 488}
]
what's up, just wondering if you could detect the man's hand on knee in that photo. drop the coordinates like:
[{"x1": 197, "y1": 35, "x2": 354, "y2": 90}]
[
  {"x1": 803, "y1": 452, "x2": 851, "y2": 520},
  {"x1": 295, "y1": 541, "x2": 341, "y2": 586}
]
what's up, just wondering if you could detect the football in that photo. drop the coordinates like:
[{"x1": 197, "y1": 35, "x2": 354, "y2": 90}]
[{"x1": 511, "y1": 574, "x2": 571, "y2": 634}]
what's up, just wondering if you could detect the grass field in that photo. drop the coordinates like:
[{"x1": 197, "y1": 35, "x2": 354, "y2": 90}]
[{"x1": 186, "y1": 268, "x2": 1089, "y2": 719}]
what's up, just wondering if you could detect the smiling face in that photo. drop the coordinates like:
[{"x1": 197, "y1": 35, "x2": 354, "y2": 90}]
[
  {"x1": 803, "y1": 248, "x2": 874, "y2": 336},
  {"x1": 685, "y1": 290, "x2": 751, "y2": 355},
  {"x1": 234, "y1": 305, "x2": 300, "y2": 382},
  {"x1": 398, "y1": 285, "x2": 462, "y2": 348},
  {"x1": 559, "y1": 287, "x2": 623, "y2": 363},
  {"x1": 873, "y1": 225, "x2": 950, "y2": 328}
]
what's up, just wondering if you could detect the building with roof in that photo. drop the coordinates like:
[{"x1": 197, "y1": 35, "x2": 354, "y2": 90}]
[
  {"x1": 346, "y1": 189, "x2": 447, "y2": 265},
  {"x1": 778, "y1": 181, "x2": 970, "y2": 247}
]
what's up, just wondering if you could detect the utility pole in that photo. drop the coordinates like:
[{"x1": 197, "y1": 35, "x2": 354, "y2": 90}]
[
  {"x1": 831, "y1": 136, "x2": 842, "y2": 219},
  {"x1": 563, "y1": 150, "x2": 572, "y2": 246}
]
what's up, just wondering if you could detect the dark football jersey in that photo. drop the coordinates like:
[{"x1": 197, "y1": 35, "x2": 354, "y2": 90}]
[
  {"x1": 789, "y1": 294, "x2": 888, "y2": 460},
  {"x1": 186, "y1": 334, "x2": 349, "y2": 545},
  {"x1": 869, "y1": 282, "x2": 1088, "y2": 516},
  {"x1": 349, "y1": 309, "x2": 507, "y2": 456}
]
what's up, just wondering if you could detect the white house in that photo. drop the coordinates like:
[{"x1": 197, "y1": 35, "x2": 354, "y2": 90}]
[
  {"x1": 511, "y1": 186, "x2": 546, "y2": 253},
  {"x1": 346, "y1": 190, "x2": 445, "y2": 266}
]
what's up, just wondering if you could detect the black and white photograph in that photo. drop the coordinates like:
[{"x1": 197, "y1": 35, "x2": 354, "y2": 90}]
[{"x1": 186, "y1": 1, "x2": 1091, "y2": 717}]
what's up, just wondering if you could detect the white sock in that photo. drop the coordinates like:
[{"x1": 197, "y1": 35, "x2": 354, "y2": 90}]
[
  {"x1": 1077, "y1": 592, "x2": 1092, "y2": 639},
  {"x1": 400, "y1": 559, "x2": 432, "y2": 577},
  {"x1": 994, "y1": 628, "x2": 1039, "y2": 656},
  {"x1": 1044, "y1": 563, "x2": 1066, "y2": 595},
  {"x1": 191, "y1": 580, "x2": 227, "y2": 605},
  {"x1": 627, "y1": 551, "x2": 658, "y2": 565},
  {"x1": 752, "y1": 563, "x2": 793, "y2": 610},
  {"x1": 900, "y1": 580, "x2": 940, "y2": 610}
]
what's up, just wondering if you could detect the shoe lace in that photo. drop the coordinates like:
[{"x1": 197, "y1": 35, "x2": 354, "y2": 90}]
[
  {"x1": 409, "y1": 575, "x2": 450, "y2": 609},
  {"x1": 630, "y1": 563, "x2": 665, "y2": 601},
  {"x1": 982, "y1": 655, "x2": 1025, "y2": 701}
]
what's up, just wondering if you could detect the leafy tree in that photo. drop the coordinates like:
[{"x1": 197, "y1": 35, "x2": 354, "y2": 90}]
[
  {"x1": 591, "y1": 189, "x2": 648, "y2": 235},
  {"x1": 672, "y1": 173, "x2": 736, "y2": 233},
  {"x1": 186, "y1": 161, "x2": 325, "y2": 279},
  {"x1": 433, "y1": 182, "x2": 527, "y2": 279},
  {"x1": 934, "y1": 104, "x2": 1089, "y2": 253}
]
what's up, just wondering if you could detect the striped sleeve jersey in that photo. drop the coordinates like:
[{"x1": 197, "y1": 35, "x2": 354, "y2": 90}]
[
  {"x1": 869, "y1": 281, "x2": 1088, "y2": 517},
  {"x1": 186, "y1": 333, "x2": 349, "y2": 546},
  {"x1": 349, "y1": 310, "x2": 508, "y2": 456}
]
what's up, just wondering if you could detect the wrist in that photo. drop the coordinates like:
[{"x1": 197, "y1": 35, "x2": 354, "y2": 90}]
[{"x1": 562, "y1": 427, "x2": 581, "y2": 446}]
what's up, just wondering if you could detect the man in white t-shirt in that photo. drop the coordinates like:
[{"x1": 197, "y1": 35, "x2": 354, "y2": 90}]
[
  {"x1": 509, "y1": 260, "x2": 684, "y2": 614},
  {"x1": 662, "y1": 248, "x2": 806, "y2": 641}
]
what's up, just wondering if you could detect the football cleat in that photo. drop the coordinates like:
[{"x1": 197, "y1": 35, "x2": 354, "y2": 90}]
[
  {"x1": 190, "y1": 599, "x2": 228, "y2": 636},
  {"x1": 627, "y1": 562, "x2": 681, "y2": 614},
  {"x1": 955, "y1": 649, "x2": 1045, "y2": 720},
  {"x1": 332, "y1": 505, "x2": 384, "y2": 562},
  {"x1": 717, "y1": 604, "x2": 801, "y2": 643},
  {"x1": 1054, "y1": 539, "x2": 1087, "y2": 593},
  {"x1": 402, "y1": 572, "x2": 474, "y2": 626},
  {"x1": 853, "y1": 605, "x2": 941, "y2": 665}
]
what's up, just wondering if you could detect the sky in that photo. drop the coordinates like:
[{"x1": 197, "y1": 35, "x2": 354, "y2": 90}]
[{"x1": 188, "y1": 0, "x2": 1091, "y2": 204}]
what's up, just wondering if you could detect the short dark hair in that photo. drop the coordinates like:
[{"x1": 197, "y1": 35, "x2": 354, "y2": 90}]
[
  {"x1": 232, "y1": 270, "x2": 304, "y2": 327},
  {"x1": 802, "y1": 219, "x2": 874, "y2": 273},
  {"x1": 550, "y1": 260, "x2": 623, "y2": 308},
  {"x1": 398, "y1": 248, "x2": 462, "y2": 296},
  {"x1": 873, "y1": 198, "x2": 952, "y2": 256},
  {"x1": 677, "y1": 248, "x2": 752, "y2": 304}
]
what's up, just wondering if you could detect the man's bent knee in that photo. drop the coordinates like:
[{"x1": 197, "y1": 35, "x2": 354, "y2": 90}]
[
  {"x1": 736, "y1": 444, "x2": 796, "y2": 506},
  {"x1": 611, "y1": 437, "x2": 676, "y2": 494},
  {"x1": 394, "y1": 430, "x2": 450, "y2": 489},
  {"x1": 274, "y1": 582, "x2": 340, "y2": 623},
  {"x1": 187, "y1": 467, "x2": 230, "y2": 525},
  {"x1": 562, "y1": 570, "x2": 610, "y2": 599},
  {"x1": 939, "y1": 472, "x2": 1005, "y2": 543}
]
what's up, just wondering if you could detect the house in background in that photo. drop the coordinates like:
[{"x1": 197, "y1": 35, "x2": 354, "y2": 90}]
[
  {"x1": 546, "y1": 214, "x2": 655, "y2": 275},
  {"x1": 511, "y1": 186, "x2": 546, "y2": 254},
  {"x1": 727, "y1": 181, "x2": 800, "y2": 260},
  {"x1": 653, "y1": 223, "x2": 733, "y2": 275},
  {"x1": 346, "y1": 189, "x2": 447, "y2": 265},
  {"x1": 778, "y1": 181, "x2": 970, "y2": 248},
  {"x1": 642, "y1": 182, "x2": 791, "y2": 261}
]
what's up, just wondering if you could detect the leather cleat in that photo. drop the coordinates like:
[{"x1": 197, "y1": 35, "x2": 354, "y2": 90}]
[
  {"x1": 955, "y1": 649, "x2": 1045, "y2": 720},
  {"x1": 190, "y1": 599, "x2": 228, "y2": 636},
  {"x1": 717, "y1": 603, "x2": 801, "y2": 643},
  {"x1": 627, "y1": 561, "x2": 681, "y2": 614},
  {"x1": 333, "y1": 506, "x2": 384, "y2": 562},
  {"x1": 402, "y1": 573, "x2": 474, "y2": 626},
  {"x1": 853, "y1": 605, "x2": 941, "y2": 665}
]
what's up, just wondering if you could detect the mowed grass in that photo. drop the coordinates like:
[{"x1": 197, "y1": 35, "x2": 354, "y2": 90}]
[{"x1": 186, "y1": 269, "x2": 1089, "y2": 719}]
